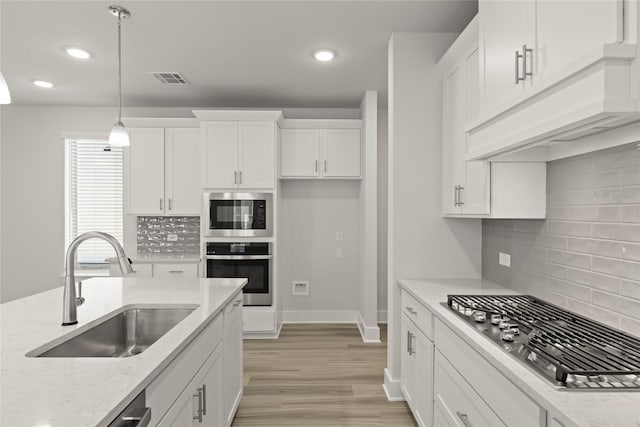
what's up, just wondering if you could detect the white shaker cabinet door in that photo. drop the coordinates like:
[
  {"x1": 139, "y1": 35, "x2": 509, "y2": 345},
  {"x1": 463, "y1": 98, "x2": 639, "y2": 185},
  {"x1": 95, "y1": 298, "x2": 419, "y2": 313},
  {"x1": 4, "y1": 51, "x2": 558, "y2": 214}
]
[
  {"x1": 203, "y1": 122, "x2": 239, "y2": 189},
  {"x1": 442, "y1": 64, "x2": 466, "y2": 215},
  {"x1": 125, "y1": 128, "x2": 165, "y2": 215},
  {"x1": 239, "y1": 121, "x2": 275, "y2": 189},
  {"x1": 322, "y1": 129, "x2": 361, "y2": 178},
  {"x1": 535, "y1": 0, "x2": 623, "y2": 85},
  {"x1": 165, "y1": 128, "x2": 201, "y2": 215},
  {"x1": 223, "y1": 295, "x2": 243, "y2": 426},
  {"x1": 479, "y1": 0, "x2": 534, "y2": 115},
  {"x1": 280, "y1": 129, "x2": 320, "y2": 177}
]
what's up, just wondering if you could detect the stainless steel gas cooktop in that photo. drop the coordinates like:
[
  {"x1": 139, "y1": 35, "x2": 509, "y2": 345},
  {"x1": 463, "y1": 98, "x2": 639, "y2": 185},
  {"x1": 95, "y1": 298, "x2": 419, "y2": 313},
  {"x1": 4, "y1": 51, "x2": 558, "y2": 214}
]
[{"x1": 446, "y1": 294, "x2": 640, "y2": 390}]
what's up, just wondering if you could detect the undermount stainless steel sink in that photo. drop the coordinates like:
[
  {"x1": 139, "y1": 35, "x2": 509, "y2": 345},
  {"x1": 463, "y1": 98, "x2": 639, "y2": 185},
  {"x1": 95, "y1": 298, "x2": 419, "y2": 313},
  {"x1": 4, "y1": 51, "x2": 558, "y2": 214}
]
[{"x1": 27, "y1": 304, "x2": 198, "y2": 358}]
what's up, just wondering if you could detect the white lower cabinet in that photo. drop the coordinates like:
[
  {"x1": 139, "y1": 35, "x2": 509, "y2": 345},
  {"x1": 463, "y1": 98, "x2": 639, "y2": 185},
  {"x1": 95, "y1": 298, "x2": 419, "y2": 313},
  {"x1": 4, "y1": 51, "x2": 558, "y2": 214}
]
[
  {"x1": 223, "y1": 294, "x2": 243, "y2": 426},
  {"x1": 147, "y1": 291, "x2": 243, "y2": 426},
  {"x1": 400, "y1": 310, "x2": 434, "y2": 427},
  {"x1": 434, "y1": 350, "x2": 505, "y2": 427},
  {"x1": 399, "y1": 288, "x2": 544, "y2": 427},
  {"x1": 159, "y1": 344, "x2": 224, "y2": 427},
  {"x1": 132, "y1": 262, "x2": 199, "y2": 279}
]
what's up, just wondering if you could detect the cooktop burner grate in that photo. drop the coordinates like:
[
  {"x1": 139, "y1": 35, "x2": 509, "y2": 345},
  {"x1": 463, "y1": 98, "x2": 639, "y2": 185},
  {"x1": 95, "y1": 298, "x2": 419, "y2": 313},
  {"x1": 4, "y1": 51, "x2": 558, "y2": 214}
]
[{"x1": 447, "y1": 295, "x2": 640, "y2": 386}]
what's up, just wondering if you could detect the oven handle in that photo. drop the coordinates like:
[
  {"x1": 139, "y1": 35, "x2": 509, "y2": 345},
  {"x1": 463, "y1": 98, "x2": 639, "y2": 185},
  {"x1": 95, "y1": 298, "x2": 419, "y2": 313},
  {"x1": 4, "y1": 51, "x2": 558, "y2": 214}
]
[{"x1": 205, "y1": 255, "x2": 272, "y2": 260}]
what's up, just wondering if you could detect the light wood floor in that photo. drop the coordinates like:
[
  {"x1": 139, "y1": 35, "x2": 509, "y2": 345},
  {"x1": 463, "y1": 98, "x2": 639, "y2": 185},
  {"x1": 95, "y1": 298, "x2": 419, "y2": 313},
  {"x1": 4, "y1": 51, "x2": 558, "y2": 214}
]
[{"x1": 232, "y1": 324, "x2": 417, "y2": 427}]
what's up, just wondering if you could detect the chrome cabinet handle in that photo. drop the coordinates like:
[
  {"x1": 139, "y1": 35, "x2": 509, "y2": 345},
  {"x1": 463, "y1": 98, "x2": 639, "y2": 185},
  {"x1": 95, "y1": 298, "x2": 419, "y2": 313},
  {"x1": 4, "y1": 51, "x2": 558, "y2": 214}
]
[
  {"x1": 234, "y1": 171, "x2": 238, "y2": 184},
  {"x1": 515, "y1": 49, "x2": 524, "y2": 84},
  {"x1": 233, "y1": 299, "x2": 242, "y2": 307},
  {"x1": 409, "y1": 332, "x2": 416, "y2": 356},
  {"x1": 122, "y1": 407, "x2": 152, "y2": 427},
  {"x1": 406, "y1": 307, "x2": 417, "y2": 315},
  {"x1": 202, "y1": 383, "x2": 207, "y2": 415},
  {"x1": 522, "y1": 44, "x2": 533, "y2": 81},
  {"x1": 406, "y1": 330, "x2": 411, "y2": 354},
  {"x1": 315, "y1": 160, "x2": 318, "y2": 173},
  {"x1": 159, "y1": 198, "x2": 163, "y2": 210},
  {"x1": 168, "y1": 198, "x2": 172, "y2": 210},
  {"x1": 239, "y1": 170, "x2": 243, "y2": 184},
  {"x1": 457, "y1": 411, "x2": 472, "y2": 427},
  {"x1": 193, "y1": 388, "x2": 203, "y2": 422},
  {"x1": 168, "y1": 270, "x2": 183, "y2": 274},
  {"x1": 454, "y1": 185, "x2": 459, "y2": 207},
  {"x1": 324, "y1": 160, "x2": 327, "y2": 173},
  {"x1": 458, "y1": 186, "x2": 464, "y2": 206}
]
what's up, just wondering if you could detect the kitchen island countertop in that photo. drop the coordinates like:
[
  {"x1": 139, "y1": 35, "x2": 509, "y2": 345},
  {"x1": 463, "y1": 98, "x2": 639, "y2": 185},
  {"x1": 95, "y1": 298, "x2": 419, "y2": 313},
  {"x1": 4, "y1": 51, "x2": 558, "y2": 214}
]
[
  {"x1": 399, "y1": 278, "x2": 640, "y2": 427},
  {"x1": 0, "y1": 277, "x2": 246, "y2": 427}
]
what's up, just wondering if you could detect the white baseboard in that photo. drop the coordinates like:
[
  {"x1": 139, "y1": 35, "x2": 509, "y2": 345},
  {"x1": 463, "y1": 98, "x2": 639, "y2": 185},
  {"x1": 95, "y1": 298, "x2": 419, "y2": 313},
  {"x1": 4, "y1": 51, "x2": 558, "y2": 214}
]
[
  {"x1": 282, "y1": 310, "x2": 358, "y2": 323},
  {"x1": 357, "y1": 312, "x2": 381, "y2": 343},
  {"x1": 383, "y1": 368, "x2": 405, "y2": 401},
  {"x1": 378, "y1": 310, "x2": 387, "y2": 323}
]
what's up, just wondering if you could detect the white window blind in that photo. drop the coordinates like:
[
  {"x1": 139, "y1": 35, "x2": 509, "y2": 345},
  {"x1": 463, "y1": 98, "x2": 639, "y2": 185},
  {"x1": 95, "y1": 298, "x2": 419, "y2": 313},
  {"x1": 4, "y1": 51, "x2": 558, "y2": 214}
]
[{"x1": 65, "y1": 139, "x2": 124, "y2": 265}]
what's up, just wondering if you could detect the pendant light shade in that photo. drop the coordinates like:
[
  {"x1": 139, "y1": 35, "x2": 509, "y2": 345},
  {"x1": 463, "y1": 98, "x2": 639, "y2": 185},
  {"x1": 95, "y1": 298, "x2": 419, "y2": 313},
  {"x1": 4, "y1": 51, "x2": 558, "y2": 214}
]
[
  {"x1": 0, "y1": 72, "x2": 11, "y2": 104},
  {"x1": 109, "y1": 120, "x2": 130, "y2": 146},
  {"x1": 108, "y1": 5, "x2": 130, "y2": 147}
]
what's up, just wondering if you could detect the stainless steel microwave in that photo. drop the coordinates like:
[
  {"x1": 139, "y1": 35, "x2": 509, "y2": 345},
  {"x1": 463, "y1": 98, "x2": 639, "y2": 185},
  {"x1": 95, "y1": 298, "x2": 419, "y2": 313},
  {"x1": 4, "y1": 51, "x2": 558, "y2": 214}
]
[{"x1": 204, "y1": 192, "x2": 273, "y2": 237}]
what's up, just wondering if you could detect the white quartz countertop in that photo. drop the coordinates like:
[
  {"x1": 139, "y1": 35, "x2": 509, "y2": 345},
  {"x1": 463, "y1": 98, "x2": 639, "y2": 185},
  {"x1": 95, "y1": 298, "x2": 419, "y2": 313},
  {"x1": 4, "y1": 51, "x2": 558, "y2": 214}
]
[
  {"x1": 0, "y1": 277, "x2": 246, "y2": 427},
  {"x1": 399, "y1": 278, "x2": 640, "y2": 427}
]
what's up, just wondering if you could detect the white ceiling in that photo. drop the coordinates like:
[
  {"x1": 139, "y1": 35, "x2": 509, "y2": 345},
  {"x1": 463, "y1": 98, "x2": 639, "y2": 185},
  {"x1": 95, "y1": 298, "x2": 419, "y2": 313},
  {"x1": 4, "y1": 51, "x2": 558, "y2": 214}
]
[{"x1": 1, "y1": 1, "x2": 477, "y2": 108}]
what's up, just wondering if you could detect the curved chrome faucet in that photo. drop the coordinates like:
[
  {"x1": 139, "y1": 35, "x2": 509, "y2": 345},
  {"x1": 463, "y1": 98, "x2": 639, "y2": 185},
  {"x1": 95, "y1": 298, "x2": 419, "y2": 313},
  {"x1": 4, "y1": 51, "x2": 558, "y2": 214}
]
[{"x1": 62, "y1": 231, "x2": 134, "y2": 325}]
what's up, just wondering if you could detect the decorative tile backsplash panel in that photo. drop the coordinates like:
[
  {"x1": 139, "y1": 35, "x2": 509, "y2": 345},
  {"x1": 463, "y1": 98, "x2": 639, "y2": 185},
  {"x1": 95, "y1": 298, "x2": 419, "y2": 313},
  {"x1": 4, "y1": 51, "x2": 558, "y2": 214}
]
[
  {"x1": 137, "y1": 216, "x2": 200, "y2": 254},
  {"x1": 482, "y1": 143, "x2": 640, "y2": 337}
]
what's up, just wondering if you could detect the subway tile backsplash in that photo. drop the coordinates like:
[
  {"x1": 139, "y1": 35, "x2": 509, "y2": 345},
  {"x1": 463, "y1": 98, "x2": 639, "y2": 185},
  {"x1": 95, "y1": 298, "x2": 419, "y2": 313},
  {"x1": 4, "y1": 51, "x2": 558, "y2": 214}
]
[
  {"x1": 482, "y1": 143, "x2": 640, "y2": 337},
  {"x1": 137, "y1": 216, "x2": 200, "y2": 254}
]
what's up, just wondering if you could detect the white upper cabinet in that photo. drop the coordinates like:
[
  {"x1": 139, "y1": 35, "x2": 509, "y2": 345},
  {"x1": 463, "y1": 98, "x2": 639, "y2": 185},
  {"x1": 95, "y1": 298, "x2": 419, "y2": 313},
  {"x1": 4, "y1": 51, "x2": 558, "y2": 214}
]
[
  {"x1": 166, "y1": 128, "x2": 201, "y2": 214},
  {"x1": 281, "y1": 129, "x2": 320, "y2": 177},
  {"x1": 469, "y1": 0, "x2": 636, "y2": 161},
  {"x1": 442, "y1": 44, "x2": 490, "y2": 216},
  {"x1": 126, "y1": 128, "x2": 165, "y2": 215},
  {"x1": 202, "y1": 121, "x2": 276, "y2": 189},
  {"x1": 125, "y1": 127, "x2": 201, "y2": 216},
  {"x1": 479, "y1": 0, "x2": 534, "y2": 114},
  {"x1": 280, "y1": 126, "x2": 361, "y2": 179}
]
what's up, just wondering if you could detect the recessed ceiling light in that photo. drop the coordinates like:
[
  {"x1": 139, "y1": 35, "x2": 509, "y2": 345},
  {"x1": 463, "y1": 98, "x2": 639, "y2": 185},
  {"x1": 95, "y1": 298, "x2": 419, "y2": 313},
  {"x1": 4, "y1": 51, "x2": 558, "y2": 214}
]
[
  {"x1": 33, "y1": 80, "x2": 54, "y2": 88},
  {"x1": 313, "y1": 49, "x2": 336, "y2": 62},
  {"x1": 65, "y1": 47, "x2": 91, "y2": 59}
]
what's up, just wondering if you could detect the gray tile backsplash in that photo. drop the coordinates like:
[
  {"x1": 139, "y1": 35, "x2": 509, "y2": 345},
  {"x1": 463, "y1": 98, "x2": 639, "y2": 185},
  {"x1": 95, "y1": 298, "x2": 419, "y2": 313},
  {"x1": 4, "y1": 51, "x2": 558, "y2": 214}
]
[
  {"x1": 482, "y1": 143, "x2": 640, "y2": 337},
  {"x1": 137, "y1": 216, "x2": 200, "y2": 254}
]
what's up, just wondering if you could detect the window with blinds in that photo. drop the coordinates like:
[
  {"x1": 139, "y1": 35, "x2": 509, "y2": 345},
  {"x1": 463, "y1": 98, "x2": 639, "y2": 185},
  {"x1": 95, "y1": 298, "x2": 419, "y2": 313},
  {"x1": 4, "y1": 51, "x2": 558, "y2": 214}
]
[{"x1": 64, "y1": 139, "x2": 124, "y2": 266}]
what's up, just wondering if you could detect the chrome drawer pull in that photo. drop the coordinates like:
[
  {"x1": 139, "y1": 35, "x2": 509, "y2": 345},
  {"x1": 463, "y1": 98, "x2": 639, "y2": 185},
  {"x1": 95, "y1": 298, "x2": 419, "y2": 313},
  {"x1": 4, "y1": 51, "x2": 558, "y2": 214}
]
[
  {"x1": 457, "y1": 411, "x2": 472, "y2": 427},
  {"x1": 406, "y1": 307, "x2": 417, "y2": 315},
  {"x1": 202, "y1": 383, "x2": 207, "y2": 415},
  {"x1": 193, "y1": 388, "x2": 204, "y2": 422},
  {"x1": 168, "y1": 270, "x2": 183, "y2": 274},
  {"x1": 233, "y1": 300, "x2": 242, "y2": 307}
]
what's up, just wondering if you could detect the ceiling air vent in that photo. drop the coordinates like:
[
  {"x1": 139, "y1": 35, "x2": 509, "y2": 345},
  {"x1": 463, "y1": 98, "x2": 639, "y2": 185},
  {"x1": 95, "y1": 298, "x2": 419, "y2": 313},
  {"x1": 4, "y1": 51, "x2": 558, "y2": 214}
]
[{"x1": 149, "y1": 72, "x2": 189, "y2": 85}]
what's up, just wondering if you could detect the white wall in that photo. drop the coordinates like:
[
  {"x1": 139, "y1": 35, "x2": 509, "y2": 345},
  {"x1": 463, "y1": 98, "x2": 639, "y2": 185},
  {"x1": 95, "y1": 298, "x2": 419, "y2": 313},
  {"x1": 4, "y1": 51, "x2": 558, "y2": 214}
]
[
  {"x1": 385, "y1": 33, "x2": 483, "y2": 397},
  {"x1": 279, "y1": 180, "x2": 361, "y2": 317},
  {"x1": 0, "y1": 106, "x2": 195, "y2": 303},
  {"x1": 377, "y1": 107, "x2": 388, "y2": 322}
]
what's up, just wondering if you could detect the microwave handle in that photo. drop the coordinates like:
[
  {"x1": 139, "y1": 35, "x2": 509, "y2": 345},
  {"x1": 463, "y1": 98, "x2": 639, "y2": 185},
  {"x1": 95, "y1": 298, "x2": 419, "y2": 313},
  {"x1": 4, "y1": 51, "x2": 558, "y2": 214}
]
[{"x1": 205, "y1": 255, "x2": 272, "y2": 260}]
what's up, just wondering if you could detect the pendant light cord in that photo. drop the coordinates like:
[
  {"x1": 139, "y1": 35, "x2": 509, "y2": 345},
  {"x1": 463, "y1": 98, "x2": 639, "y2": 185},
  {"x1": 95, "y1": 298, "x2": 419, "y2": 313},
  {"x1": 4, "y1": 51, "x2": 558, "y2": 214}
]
[{"x1": 117, "y1": 12, "x2": 122, "y2": 122}]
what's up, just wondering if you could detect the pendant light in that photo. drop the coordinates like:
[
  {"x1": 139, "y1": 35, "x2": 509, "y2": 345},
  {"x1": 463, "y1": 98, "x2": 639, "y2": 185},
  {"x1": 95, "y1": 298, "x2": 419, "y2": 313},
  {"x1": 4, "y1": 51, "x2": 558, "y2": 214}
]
[
  {"x1": 0, "y1": 72, "x2": 11, "y2": 104},
  {"x1": 108, "y1": 5, "x2": 130, "y2": 147}
]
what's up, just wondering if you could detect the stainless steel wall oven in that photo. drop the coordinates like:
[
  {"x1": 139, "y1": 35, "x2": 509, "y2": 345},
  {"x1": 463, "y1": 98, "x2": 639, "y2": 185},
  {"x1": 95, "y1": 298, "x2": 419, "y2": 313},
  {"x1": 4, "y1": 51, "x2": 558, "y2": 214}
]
[{"x1": 205, "y1": 242, "x2": 272, "y2": 306}]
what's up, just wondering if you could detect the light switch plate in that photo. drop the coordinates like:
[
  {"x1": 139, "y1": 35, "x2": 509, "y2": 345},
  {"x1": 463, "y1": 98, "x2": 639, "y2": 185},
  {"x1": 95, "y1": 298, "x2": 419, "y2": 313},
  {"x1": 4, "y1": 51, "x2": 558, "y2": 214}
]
[
  {"x1": 499, "y1": 252, "x2": 511, "y2": 268},
  {"x1": 292, "y1": 281, "x2": 309, "y2": 296}
]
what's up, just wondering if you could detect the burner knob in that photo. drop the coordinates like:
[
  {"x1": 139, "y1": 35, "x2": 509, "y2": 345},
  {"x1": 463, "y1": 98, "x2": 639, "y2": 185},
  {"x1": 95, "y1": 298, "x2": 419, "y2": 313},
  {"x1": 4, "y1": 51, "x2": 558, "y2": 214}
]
[
  {"x1": 499, "y1": 319, "x2": 512, "y2": 329},
  {"x1": 472, "y1": 311, "x2": 486, "y2": 323},
  {"x1": 490, "y1": 314, "x2": 502, "y2": 325},
  {"x1": 501, "y1": 330, "x2": 516, "y2": 342}
]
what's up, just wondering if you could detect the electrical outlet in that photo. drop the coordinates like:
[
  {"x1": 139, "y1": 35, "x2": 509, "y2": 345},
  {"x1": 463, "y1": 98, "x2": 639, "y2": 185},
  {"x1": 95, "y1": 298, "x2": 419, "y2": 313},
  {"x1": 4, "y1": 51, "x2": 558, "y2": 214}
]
[
  {"x1": 336, "y1": 247, "x2": 343, "y2": 259},
  {"x1": 292, "y1": 281, "x2": 309, "y2": 296},
  {"x1": 167, "y1": 233, "x2": 178, "y2": 242},
  {"x1": 499, "y1": 252, "x2": 511, "y2": 268},
  {"x1": 336, "y1": 231, "x2": 343, "y2": 242}
]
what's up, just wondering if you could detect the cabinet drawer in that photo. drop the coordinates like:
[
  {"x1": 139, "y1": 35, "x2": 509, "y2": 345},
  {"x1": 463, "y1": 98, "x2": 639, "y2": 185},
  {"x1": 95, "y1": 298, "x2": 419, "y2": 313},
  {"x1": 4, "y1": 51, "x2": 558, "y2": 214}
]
[
  {"x1": 131, "y1": 263, "x2": 153, "y2": 278},
  {"x1": 434, "y1": 350, "x2": 505, "y2": 427},
  {"x1": 401, "y1": 289, "x2": 433, "y2": 340},
  {"x1": 154, "y1": 263, "x2": 198, "y2": 279},
  {"x1": 434, "y1": 319, "x2": 543, "y2": 427},
  {"x1": 147, "y1": 313, "x2": 223, "y2": 425}
]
